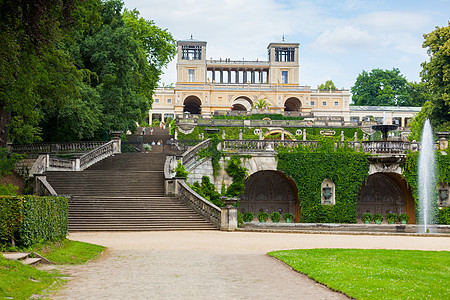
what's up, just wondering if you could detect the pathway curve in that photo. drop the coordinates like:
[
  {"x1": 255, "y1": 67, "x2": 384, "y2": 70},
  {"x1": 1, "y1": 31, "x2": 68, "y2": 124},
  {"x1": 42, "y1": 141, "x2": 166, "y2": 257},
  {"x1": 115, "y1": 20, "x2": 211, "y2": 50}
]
[{"x1": 49, "y1": 231, "x2": 450, "y2": 299}]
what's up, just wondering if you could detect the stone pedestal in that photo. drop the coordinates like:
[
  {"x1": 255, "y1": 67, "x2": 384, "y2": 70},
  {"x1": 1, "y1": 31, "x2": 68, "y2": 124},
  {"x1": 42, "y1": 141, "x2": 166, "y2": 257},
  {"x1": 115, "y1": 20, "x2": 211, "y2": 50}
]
[{"x1": 221, "y1": 205, "x2": 237, "y2": 231}]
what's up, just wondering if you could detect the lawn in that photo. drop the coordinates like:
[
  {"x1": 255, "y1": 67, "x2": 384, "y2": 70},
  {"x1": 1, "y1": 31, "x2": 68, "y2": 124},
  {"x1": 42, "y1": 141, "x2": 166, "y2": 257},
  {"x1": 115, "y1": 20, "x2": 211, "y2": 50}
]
[
  {"x1": 0, "y1": 239, "x2": 105, "y2": 299},
  {"x1": 268, "y1": 248, "x2": 450, "y2": 300}
]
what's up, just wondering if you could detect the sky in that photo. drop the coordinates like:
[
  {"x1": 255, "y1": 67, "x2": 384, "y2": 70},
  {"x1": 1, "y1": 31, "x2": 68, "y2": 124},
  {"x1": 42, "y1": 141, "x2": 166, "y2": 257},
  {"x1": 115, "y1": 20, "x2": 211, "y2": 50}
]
[{"x1": 122, "y1": 0, "x2": 449, "y2": 89}]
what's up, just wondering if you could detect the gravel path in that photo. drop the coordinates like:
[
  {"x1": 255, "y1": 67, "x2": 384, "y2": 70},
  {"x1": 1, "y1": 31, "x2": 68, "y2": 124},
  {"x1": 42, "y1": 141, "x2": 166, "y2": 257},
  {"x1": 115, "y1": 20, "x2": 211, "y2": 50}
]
[{"x1": 49, "y1": 231, "x2": 450, "y2": 299}]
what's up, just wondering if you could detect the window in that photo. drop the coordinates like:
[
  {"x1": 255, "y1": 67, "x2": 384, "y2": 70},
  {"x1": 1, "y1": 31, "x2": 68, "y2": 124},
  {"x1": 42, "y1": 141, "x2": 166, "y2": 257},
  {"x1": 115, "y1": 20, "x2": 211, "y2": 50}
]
[
  {"x1": 188, "y1": 69, "x2": 195, "y2": 82},
  {"x1": 322, "y1": 101, "x2": 327, "y2": 106},
  {"x1": 281, "y1": 71, "x2": 288, "y2": 84},
  {"x1": 154, "y1": 98, "x2": 160, "y2": 104},
  {"x1": 311, "y1": 101, "x2": 315, "y2": 106},
  {"x1": 334, "y1": 101, "x2": 339, "y2": 106},
  {"x1": 182, "y1": 45, "x2": 202, "y2": 60},
  {"x1": 274, "y1": 47, "x2": 295, "y2": 62},
  {"x1": 167, "y1": 99, "x2": 172, "y2": 104}
]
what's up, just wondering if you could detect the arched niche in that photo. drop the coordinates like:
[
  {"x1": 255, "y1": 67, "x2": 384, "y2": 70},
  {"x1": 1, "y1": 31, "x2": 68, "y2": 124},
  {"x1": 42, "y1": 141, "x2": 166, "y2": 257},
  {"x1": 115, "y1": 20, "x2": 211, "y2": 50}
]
[
  {"x1": 284, "y1": 97, "x2": 302, "y2": 112},
  {"x1": 231, "y1": 96, "x2": 253, "y2": 112},
  {"x1": 240, "y1": 170, "x2": 299, "y2": 221},
  {"x1": 183, "y1": 96, "x2": 202, "y2": 114}
]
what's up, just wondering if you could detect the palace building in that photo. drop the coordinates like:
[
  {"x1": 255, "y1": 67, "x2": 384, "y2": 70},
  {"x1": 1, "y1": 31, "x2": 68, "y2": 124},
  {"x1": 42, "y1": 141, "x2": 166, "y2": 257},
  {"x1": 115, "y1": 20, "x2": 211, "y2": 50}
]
[{"x1": 150, "y1": 38, "x2": 420, "y2": 128}]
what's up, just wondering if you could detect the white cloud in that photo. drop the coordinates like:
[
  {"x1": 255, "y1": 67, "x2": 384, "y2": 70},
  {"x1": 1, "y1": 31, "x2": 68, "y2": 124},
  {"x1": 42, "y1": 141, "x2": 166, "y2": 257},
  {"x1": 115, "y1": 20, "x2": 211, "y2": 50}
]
[{"x1": 311, "y1": 26, "x2": 376, "y2": 54}]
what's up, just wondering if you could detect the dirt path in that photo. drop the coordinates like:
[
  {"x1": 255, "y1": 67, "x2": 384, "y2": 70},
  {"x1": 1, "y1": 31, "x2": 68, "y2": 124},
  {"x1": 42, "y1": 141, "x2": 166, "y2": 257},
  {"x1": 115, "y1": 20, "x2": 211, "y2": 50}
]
[{"x1": 49, "y1": 231, "x2": 450, "y2": 299}]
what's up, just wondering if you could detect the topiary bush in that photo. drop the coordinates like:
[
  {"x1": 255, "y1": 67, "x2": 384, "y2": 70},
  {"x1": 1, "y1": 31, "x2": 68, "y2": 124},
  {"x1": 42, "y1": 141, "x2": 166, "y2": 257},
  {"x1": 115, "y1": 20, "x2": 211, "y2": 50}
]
[
  {"x1": 257, "y1": 211, "x2": 269, "y2": 222},
  {"x1": 242, "y1": 212, "x2": 254, "y2": 223},
  {"x1": 270, "y1": 211, "x2": 281, "y2": 223}
]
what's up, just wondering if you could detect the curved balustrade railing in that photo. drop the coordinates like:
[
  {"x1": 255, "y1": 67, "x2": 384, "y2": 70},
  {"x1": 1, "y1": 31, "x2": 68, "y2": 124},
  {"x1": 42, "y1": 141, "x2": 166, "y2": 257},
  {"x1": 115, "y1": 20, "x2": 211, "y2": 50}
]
[
  {"x1": 11, "y1": 141, "x2": 106, "y2": 154},
  {"x1": 177, "y1": 180, "x2": 221, "y2": 227},
  {"x1": 79, "y1": 140, "x2": 115, "y2": 170},
  {"x1": 221, "y1": 139, "x2": 421, "y2": 154},
  {"x1": 181, "y1": 138, "x2": 211, "y2": 170}
]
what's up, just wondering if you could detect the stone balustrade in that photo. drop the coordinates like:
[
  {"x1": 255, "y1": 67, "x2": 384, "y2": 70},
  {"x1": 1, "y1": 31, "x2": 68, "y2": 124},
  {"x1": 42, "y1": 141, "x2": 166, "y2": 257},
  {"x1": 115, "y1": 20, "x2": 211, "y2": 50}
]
[
  {"x1": 181, "y1": 138, "x2": 211, "y2": 170},
  {"x1": 220, "y1": 139, "x2": 423, "y2": 155},
  {"x1": 10, "y1": 141, "x2": 107, "y2": 154},
  {"x1": 177, "y1": 180, "x2": 221, "y2": 227}
]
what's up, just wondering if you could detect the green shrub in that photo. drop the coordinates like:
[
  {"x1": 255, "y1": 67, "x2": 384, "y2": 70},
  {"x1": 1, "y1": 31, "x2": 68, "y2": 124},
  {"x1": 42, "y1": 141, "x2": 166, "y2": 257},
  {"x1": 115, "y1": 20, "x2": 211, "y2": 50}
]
[
  {"x1": 438, "y1": 207, "x2": 450, "y2": 225},
  {"x1": 270, "y1": 211, "x2": 281, "y2": 223},
  {"x1": 190, "y1": 176, "x2": 223, "y2": 207},
  {"x1": 362, "y1": 213, "x2": 372, "y2": 223},
  {"x1": 152, "y1": 119, "x2": 161, "y2": 127},
  {"x1": 386, "y1": 212, "x2": 397, "y2": 223},
  {"x1": 257, "y1": 211, "x2": 269, "y2": 222},
  {"x1": 0, "y1": 195, "x2": 68, "y2": 247},
  {"x1": 242, "y1": 212, "x2": 254, "y2": 223},
  {"x1": 283, "y1": 213, "x2": 293, "y2": 222},
  {"x1": 174, "y1": 161, "x2": 188, "y2": 178},
  {"x1": 373, "y1": 214, "x2": 383, "y2": 222},
  {"x1": 0, "y1": 184, "x2": 19, "y2": 196},
  {"x1": 398, "y1": 213, "x2": 409, "y2": 223},
  {"x1": 225, "y1": 155, "x2": 248, "y2": 197}
]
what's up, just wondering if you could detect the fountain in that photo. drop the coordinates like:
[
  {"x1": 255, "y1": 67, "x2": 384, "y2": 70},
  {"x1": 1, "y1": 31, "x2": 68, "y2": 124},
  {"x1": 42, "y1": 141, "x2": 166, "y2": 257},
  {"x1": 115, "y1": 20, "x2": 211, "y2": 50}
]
[{"x1": 418, "y1": 119, "x2": 436, "y2": 233}]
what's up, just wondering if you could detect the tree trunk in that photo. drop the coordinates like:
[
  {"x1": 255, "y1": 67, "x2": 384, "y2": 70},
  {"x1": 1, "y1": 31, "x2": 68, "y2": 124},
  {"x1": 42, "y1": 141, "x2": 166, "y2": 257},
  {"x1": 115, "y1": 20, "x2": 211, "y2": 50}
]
[{"x1": 0, "y1": 106, "x2": 11, "y2": 148}]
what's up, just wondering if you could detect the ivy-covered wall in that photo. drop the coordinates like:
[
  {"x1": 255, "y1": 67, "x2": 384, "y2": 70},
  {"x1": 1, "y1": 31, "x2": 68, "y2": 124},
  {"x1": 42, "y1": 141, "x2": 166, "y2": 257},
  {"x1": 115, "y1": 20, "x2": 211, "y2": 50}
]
[
  {"x1": 0, "y1": 195, "x2": 69, "y2": 246},
  {"x1": 403, "y1": 152, "x2": 450, "y2": 224},
  {"x1": 277, "y1": 146, "x2": 370, "y2": 223}
]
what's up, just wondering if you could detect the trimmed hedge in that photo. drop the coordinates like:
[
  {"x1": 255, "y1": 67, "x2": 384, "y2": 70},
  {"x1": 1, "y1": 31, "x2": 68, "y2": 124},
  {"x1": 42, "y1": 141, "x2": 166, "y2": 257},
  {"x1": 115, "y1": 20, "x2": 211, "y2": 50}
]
[{"x1": 0, "y1": 195, "x2": 68, "y2": 246}]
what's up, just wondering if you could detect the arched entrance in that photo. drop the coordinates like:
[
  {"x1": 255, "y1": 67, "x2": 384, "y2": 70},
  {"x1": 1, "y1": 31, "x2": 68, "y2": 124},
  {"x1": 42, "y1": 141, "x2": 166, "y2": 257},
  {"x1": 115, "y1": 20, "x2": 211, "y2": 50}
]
[
  {"x1": 357, "y1": 173, "x2": 415, "y2": 223},
  {"x1": 183, "y1": 96, "x2": 202, "y2": 114},
  {"x1": 284, "y1": 97, "x2": 302, "y2": 112},
  {"x1": 240, "y1": 170, "x2": 299, "y2": 221},
  {"x1": 231, "y1": 96, "x2": 253, "y2": 112}
]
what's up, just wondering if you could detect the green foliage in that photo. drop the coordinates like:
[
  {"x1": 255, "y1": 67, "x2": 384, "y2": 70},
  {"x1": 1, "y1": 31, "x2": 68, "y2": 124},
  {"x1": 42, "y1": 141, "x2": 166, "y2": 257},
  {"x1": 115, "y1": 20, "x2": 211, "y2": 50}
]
[
  {"x1": 257, "y1": 211, "x2": 269, "y2": 222},
  {"x1": 252, "y1": 99, "x2": 270, "y2": 109},
  {"x1": 212, "y1": 114, "x2": 304, "y2": 121},
  {"x1": 270, "y1": 211, "x2": 281, "y2": 223},
  {"x1": 420, "y1": 22, "x2": 450, "y2": 133},
  {"x1": 169, "y1": 119, "x2": 176, "y2": 135},
  {"x1": 283, "y1": 213, "x2": 293, "y2": 221},
  {"x1": 403, "y1": 152, "x2": 450, "y2": 224},
  {"x1": 438, "y1": 207, "x2": 450, "y2": 225},
  {"x1": 277, "y1": 143, "x2": 369, "y2": 223},
  {"x1": 190, "y1": 176, "x2": 224, "y2": 207},
  {"x1": 0, "y1": 184, "x2": 19, "y2": 196},
  {"x1": 398, "y1": 213, "x2": 409, "y2": 223},
  {"x1": 408, "y1": 101, "x2": 434, "y2": 141},
  {"x1": 197, "y1": 136, "x2": 222, "y2": 175},
  {"x1": 351, "y1": 68, "x2": 413, "y2": 106},
  {"x1": 373, "y1": 213, "x2": 383, "y2": 222},
  {"x1": 0, "y1": 148, "x2": 24, "y2": 177},
  {"x1": 174, "y1": 161, "x2": 188, "y2": 178},
  {"x1": 319, "y1": 80, "x2": 337, "y2": 90},
  {"x1": 152, "y1": 119, "x2": 161, "y2": 127},
  {"x1": 361, "y1": 213, "x2": 372, "y2": 222},
  {"x1": 269, "y1": 249, "x2": 450, "y2": 300},
  {"x1": 386, "y1": 212, "x2": 397, "y2": 223},
  {"x1": 0, "y1": 195, "x2": 68, "y2": 247},
  {"x1": 225, "y1": 156, "x2": 248, "y2": 197},
  {"x1": 242, "y1": 212, "x2": 254, "y2": 222}
]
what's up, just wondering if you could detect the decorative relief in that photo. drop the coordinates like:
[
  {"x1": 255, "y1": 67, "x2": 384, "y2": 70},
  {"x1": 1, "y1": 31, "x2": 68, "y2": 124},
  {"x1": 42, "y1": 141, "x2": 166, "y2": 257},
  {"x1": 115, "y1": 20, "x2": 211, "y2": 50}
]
[{"x1": 321, "y1": 179, "x2": 335, "y2": 205}]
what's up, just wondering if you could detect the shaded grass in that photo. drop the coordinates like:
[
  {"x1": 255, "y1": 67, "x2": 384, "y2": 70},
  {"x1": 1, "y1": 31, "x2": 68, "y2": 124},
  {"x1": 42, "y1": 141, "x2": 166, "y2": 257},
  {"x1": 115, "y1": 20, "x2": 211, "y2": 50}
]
[
  {"x1": 1, "y1": 239, "x2": 105, "y2": 299},
  {"x1": 268, "y1": 248, "x2": 450, "y2": 300}
]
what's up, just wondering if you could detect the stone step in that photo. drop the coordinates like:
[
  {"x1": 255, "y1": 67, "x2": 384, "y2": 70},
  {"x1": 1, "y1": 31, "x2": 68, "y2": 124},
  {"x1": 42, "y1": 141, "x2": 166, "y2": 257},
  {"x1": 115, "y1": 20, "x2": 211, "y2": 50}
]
[
  {"x1": 2, "y1": 252, "x2": 30, "y2": 260},
  {"x1": 22, "y1": 257, "x2": 42, "y2": 266}
]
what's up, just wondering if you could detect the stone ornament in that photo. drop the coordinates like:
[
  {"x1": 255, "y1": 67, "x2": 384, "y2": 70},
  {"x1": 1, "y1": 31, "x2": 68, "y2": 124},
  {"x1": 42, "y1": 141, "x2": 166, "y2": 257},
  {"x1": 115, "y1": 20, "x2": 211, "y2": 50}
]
[{"x1": 321, "y1": 179, "x2": 335, "y2": 205}]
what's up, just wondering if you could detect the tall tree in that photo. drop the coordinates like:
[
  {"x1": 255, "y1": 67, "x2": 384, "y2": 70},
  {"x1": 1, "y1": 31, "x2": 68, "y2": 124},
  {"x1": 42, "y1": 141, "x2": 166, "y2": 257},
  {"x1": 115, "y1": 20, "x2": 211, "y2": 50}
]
[
  {"x1": 419, "y1": 22, "x2": 450, "y2": 132},
  {"x1": 351, "y1": 68, "x2": 413, "y2": 106}
]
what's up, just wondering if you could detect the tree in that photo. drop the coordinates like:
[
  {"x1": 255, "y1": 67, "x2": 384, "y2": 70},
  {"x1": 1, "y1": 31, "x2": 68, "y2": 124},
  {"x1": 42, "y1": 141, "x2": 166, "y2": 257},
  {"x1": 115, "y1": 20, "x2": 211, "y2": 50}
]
[
  {"x1": 0, "y1": 0, "x2": 79, "y2": 145},
  {"x1": 406, "y1": 81, "x2": 432, "y2": 107},
  {"x1": 319, "y1": 80, "x2": 336, "y2": 90},
  {"x1": 417, "y1": 22, "x2": 450, "y2": 133},
  {"x1": 351, "y1": 68, "x2": 413, "y2": 106}
]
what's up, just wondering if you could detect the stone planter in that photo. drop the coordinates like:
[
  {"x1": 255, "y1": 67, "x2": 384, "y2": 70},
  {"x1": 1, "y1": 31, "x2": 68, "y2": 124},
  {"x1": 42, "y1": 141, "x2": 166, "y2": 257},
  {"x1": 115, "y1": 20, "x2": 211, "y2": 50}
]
[
  {"x1": 375, "y1": 220, "x2": 382, "y2": 224},
  {"x1": 401, "y1": 220, "x2": 407, "y2": 224},
  {"x1": 364, "y1": 220, "x2": 370, "y2": 224}
]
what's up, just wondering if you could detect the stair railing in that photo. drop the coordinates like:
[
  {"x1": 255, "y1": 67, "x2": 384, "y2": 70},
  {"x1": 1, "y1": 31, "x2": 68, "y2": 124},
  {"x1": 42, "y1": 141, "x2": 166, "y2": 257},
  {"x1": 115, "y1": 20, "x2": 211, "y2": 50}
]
[
  {"x1": 30, "y1": 139, "x2": 120, "y2": 175},
  {"x1": 177, "y1": 180, "x2": 221, "y2": 228},
  {"x1": 181, "y1": 138, "x2": 211, "y2": 170}
]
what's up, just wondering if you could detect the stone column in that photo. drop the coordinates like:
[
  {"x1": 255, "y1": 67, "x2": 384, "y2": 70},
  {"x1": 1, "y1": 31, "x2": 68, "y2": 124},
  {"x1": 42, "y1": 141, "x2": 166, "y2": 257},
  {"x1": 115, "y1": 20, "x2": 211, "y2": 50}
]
[
  {"x1": 212, "y1": 68, "x2": 215, "y2": 82},
  {"x1": 220, "y1": 68, "x2": 224, "y2": 83},
  {"x1": 220, "y1": 205, "x2": 237, "y2": 231},
  {"x1": 281, "y1": 130, "x2": 285, "y2": 140}
]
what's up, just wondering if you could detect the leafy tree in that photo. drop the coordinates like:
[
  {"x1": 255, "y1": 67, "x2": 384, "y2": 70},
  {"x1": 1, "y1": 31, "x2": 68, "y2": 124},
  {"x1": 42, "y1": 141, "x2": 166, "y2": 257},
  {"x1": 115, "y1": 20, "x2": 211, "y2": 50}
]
[
  {"x1": 406, "y1": 81, "x2": 432, "y2": 107},
  {"x1": 351, "y1": 68, "x2": 413, "y2": 106},
  {"x1": 319, "y1": 80, "x2": 336, "y2": 90},
  {"x1": 418, "y1": 22, "x2": 450, "y2": 133}
]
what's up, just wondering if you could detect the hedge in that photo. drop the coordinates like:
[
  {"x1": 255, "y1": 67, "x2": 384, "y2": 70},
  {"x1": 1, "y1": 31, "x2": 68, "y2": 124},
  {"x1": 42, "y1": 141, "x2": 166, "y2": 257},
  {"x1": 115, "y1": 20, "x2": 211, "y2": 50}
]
[{"x1": 0, "y1": 195, "x2": 69, "y2": 246}]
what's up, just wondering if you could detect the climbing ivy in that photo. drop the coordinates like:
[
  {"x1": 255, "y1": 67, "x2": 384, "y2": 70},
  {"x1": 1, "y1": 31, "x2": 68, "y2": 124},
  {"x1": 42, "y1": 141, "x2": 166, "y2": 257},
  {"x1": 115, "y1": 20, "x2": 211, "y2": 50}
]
[
  {"x1": 190, "y1": 176, "x2": 224, "y2": 207},
  {"x1": 403, "y1": 151, "x2": 450, "y2": 224},
  {"x1": 277, "y1": 141, "x2": 370, "y2": 223},
  {"x1": 225, "y1": 155, "x2": 248, "y2": 197},
  {"x1": 197, "y1": 136, "x2": 222, "y2": 175}
]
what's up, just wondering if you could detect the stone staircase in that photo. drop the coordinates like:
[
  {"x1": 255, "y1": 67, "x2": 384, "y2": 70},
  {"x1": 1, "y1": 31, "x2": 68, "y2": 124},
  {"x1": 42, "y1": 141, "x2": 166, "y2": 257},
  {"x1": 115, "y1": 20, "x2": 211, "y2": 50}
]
[
  {"x1": 45, "y1": 152, "x2": 218, "y2": 231},
  {"x1": 2, "y1": 252, "x2": 51, "y2": 266}
]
